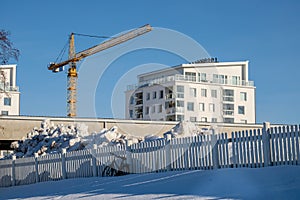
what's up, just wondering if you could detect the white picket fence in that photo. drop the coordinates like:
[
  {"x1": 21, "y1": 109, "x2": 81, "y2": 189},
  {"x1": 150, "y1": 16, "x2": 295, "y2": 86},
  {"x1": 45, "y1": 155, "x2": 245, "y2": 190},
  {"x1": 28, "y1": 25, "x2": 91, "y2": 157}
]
[{"x1": 1, "y1": 123, "x2": 300, "y2": 187}]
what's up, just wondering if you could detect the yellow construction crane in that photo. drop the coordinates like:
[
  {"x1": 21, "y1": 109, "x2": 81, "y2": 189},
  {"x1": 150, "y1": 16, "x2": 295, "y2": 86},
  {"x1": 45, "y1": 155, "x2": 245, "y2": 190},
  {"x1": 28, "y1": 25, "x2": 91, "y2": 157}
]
[{"x1": 48, "y1": 24, "x2": 152, "y2": 117}]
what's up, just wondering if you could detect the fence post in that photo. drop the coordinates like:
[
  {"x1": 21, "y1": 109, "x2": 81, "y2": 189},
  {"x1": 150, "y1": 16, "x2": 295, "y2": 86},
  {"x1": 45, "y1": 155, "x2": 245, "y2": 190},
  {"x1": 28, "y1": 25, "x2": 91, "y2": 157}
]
[
  {"x1": 34, "y1": 153, "x2": 39, "y2": 183},
  {"x1": 92, "y1": 144, "x2": 97, "y2": 177},
  {"x1": 12, "y1": 155, "x2": 16, "y2": 186},
  {"x1": 61, "y1": 148, "x2": 67, "y2": 179},
  {"x1": 262, "y1": 122, "x2": 271, "y2": 167},
  {"x1": 126, "y1": 140, "x2": 133, "y2": 174},
  {"x1": 164, "y1": 134, "x2": 172, "y2": 171},
  {"x1": 211, "y1": 129, "x2": 219, "y2": 169}
]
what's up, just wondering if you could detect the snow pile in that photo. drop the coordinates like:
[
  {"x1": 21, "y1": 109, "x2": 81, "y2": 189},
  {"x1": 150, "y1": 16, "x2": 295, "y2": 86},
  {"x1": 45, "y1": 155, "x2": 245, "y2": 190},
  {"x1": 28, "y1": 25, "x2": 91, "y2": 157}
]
[
  {"x1": 7, "y1": 120, "x2": 143, "y2": 159},
  {"x1": 6, "y1": 120, "x2": 210, "y2": 159},
  {"x1": 163, "y1": 121, "x2": 209, "y2": 138},
  {"x1": 8, "y1": 120, "x2": 89, "y2": 159},
  {"x1": 83, "y1": 126, "x2": 142, "y2": 149}
]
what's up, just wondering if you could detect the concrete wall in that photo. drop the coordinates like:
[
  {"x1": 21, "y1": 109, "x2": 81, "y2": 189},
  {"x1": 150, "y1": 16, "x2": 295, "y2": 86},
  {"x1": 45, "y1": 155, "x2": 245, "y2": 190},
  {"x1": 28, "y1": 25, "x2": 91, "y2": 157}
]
[{"x1": 0, "y1": 116, "x2": 266, "y2": 141}]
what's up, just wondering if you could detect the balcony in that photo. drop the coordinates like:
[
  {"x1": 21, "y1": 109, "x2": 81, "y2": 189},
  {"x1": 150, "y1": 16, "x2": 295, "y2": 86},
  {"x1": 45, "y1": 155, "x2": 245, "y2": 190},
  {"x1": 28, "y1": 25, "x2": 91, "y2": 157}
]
[
  {"x1": 223, "y1": 96, "x2": 234, "y2": 102},
  {"x1": 165, "y1": 93, "x2": 175, "y2": 100},
  {"x1": 127, "y1": 74, "x2": 254, "y2": 91},
  {"x1": 165, "y1": 107, "x2": 175, "y2": 115},
  {"x1": 0, "y1": 85, "x2": 19, "y2": 92},
  {"x1": 176, "y1": 107, "x2": 185, "y2": 113},
  {"x1": 223, "y1": 110, "x2": 234, "y2": 116}
]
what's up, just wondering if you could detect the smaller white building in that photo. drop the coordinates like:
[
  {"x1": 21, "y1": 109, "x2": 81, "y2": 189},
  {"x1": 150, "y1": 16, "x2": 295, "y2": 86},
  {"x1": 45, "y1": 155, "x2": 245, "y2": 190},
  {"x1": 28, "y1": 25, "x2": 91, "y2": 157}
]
[{"x1": 0, "y1": 64, "x2": 20, "y2": 116}]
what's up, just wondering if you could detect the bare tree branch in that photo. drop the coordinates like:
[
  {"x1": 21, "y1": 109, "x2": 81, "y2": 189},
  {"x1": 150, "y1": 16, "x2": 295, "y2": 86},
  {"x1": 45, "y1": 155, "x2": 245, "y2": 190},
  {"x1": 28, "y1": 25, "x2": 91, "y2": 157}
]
[{"x1": 0, "y1": 30, "x2": 20, "y2": 64}]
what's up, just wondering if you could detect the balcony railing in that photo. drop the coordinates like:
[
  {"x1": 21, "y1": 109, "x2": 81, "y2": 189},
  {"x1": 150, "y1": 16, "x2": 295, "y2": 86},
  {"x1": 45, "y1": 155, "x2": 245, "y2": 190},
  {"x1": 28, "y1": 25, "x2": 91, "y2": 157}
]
[
  {"x1": 127, "y1": 74, "x2": 254, "y2": 91},
  {"x1": 223, "y1": 96, "x2": 234, "y2": 102},
  {"x1": 223, "y1": 110, "x2": 234, "y2": 116},
  {"x1": 165, "y1": 93, "x2": 175, "y2": 100},
  {"x1": 0, "y1": 85, "x2": 19, "y2": 92},
  {"x1": 165, "y1": 107, "x2": 175, "y2": 114}
]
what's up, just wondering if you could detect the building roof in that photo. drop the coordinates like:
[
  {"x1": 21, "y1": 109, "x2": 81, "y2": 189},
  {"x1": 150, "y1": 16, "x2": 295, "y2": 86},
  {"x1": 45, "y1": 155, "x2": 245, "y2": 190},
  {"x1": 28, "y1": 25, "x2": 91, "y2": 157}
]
[{"x1": 137, "y1": 60, "x2": 249, "y2": 78}]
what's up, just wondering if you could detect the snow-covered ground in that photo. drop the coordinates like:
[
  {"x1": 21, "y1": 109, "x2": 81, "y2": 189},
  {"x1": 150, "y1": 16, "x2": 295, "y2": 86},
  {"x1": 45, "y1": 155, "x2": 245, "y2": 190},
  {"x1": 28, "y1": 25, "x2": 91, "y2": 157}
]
[{"x1": 1, "y1": 166, "x2": 300, "y2": 200}]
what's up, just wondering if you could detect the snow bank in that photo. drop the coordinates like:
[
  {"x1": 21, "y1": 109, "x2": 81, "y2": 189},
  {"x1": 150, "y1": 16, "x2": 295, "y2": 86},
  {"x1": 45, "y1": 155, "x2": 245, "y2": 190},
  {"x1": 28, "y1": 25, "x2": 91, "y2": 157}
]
[
  {"x1": 6, "y1": 120, "x2": 207, "y2": 159},
  {"x1": 163, "y1": 120, "x2": 210, "y2": 138},
  {"x1": 1, "y1": 165, "x2": 300, "y2": 199},
  {"x1": 6, "y1": 120, "x2": 143, "y2": 159}
]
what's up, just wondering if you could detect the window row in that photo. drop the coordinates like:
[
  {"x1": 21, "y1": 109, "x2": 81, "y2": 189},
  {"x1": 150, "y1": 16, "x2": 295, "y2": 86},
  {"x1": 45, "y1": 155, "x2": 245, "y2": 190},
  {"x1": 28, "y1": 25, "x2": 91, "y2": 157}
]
[
  {"x1": 177, "y1": 85, "x2": 218, "y2": 98},
  {"x1": 189, "y1": 116, "x2": 216, "y2": 123},
  {"x1": 177, "y1": 101, "x2": 216, "y2": 112},
  {"x1": 184, "y1": 71, "x2": 242, "y2": 86},
  {"x1": 145, "y1": 104, "x2": 163, "y2": 115},
  {"x1": 146, "y1": 90, "x2": 164, "y2": 100},
  {"x1": 223, "y1": 104, "x2": 245, "y2": 115}
]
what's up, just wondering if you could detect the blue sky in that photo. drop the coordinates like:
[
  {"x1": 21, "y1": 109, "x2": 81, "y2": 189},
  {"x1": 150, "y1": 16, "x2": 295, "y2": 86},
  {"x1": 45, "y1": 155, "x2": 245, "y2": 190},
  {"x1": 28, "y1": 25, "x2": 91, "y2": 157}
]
[{"x1": 1, "y1": 0, "x2": 300, "y2": 124}]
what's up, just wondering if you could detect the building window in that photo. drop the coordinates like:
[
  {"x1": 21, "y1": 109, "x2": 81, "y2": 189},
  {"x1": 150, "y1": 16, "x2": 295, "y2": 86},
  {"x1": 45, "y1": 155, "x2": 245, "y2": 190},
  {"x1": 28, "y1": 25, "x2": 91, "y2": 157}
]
[
  {"x1": 212, "y1": 118, "x2": 217, "y2": 123},
  {"x1": 201, "y1": 117, "x2": 207, "y2": 122},
  {"x1": 241, "y1": 119, "x2": 247, "y2": 124},
  {"x1": 129, "y1": 110, "x2": 133, "y2": 118},
  {"x1": 224, "y1": 118, "x2": 234, "y2": 123},
  {"x1": 130, "y1": 96, "x2": 134, "y2": 105},
  {"x1": 1, "y1": 111, "x2": 8, "y2": 116},
  {"x1": 4, "y1": 97, "x2": 11, "y2": 106},
  {"x1": 240, "y1": 92, "x2": 247, "y2": 101},
  {"x1": 223, "y1": 104, "x2": 234, "y2": 115},
  {"x1": 198, "y1": 73, "x2": 207, "y2": 82},
  {"x1": 145, "y1": 106, "x2": 149, "y2": 115},
  {"x1": 185, "y1": 72, "x2": 196, "y2": 81},
  {"x1": 232, "y1": 76, "x2": 240, "y2": 85},
  {"x1": 177, "y1": 85, "x2": 184, "y2": 98},
  {"x1": 177, "y1": 85, "x2": 184, "y2": 93},
  {"x1": 201, "y1": 89, "x2": 207, "y2": 97},
  {"x1": 177, "y1": 115, "x2": 184, "y2": 121},
  {"x1": 219, "y1": 75, "x2": 225, "y2": 84},
  {"x1": 153, "y1": 91, "x2": 157, "y2": 99},
  {"x1": 223, "y1": 89, "x2": 234, "y2": 102},
  {"x1": 209, "y1": 103, "x2": 215, "y2": 112},
  {"x1": 211, "y1": 90, "x2": 217, "y2": 98},
  {"x1": 177, "y1": 100, "x2": 184, "y2": 107},
  {"x1": 159, "y1": 90, "x2": 164, "y2": 99},
  {"x1": 238, "y1": 106, "x2": 245, "y2": 114},
  {"x1": 152, "y1": 105, "x2": 156, "y2": 113},
  {"x1": 189, "y1": 88, "x2": 197, "y2": 97},
  {"x1": 158, "y1": 104, "x2": 163, "y2": 113},
  {"x1": 199, "y1": 103, "x2": 205, "y2": 111},
  {"x1": 190, "y1": 117, "x2": 197, "y2": 122},
  {"x1": 213, "y1": 74, "x2": 219, "y2": 83},
  {"x1": 146, "y1": 93, "x2": 150, "y2": 100},
  {"x1": 187, "y1": 102, "x2": 194, "y2": 111}
]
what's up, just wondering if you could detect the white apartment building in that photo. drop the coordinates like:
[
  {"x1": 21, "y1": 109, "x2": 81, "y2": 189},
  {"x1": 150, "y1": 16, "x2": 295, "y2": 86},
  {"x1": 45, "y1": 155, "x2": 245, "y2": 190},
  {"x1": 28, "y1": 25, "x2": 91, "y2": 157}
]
[
  {"x1": 0, "y1": 64, "x2": 20, "y2": 116},
  {"x1": 125, "y1": 60, "x2": 256, "y2": 124}
]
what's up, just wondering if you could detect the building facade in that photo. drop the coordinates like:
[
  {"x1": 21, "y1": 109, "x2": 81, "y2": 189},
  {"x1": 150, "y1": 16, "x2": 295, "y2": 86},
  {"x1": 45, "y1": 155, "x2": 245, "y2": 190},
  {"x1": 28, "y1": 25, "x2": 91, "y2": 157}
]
[
  {"x1": 0, "y1": 64, "x2": 20, "y2": 116},
  {"x1": 125, "y1": 60, "x2": 255, "y2": 124}
]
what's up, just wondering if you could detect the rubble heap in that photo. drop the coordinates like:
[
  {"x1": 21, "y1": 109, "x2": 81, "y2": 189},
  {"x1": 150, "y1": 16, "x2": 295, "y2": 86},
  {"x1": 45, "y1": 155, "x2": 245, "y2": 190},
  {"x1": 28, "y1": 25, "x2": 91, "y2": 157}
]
[
  {"x1": 7, "y1": 119, "x2": 143, "y2": 159},
  {"x1": 6, "y1": 120, "x2": 206, "y2": 159}
]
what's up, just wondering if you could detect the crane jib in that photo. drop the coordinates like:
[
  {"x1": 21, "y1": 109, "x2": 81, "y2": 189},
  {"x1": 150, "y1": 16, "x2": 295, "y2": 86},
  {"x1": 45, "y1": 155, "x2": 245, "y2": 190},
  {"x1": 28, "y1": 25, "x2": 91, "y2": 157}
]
[
  {"x1": 48, "y1": 24, "x2": 152, "y2": 72},
  {"x1": 47, "y1": 24, "x2": 152, "y2": 117}
]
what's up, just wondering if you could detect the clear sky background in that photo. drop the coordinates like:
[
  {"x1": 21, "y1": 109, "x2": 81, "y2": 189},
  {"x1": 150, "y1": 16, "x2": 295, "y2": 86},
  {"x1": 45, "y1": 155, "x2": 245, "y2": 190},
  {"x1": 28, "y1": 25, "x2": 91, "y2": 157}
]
[{"x1": 1, "y1": 0, "x2": 300, "y2": 124}]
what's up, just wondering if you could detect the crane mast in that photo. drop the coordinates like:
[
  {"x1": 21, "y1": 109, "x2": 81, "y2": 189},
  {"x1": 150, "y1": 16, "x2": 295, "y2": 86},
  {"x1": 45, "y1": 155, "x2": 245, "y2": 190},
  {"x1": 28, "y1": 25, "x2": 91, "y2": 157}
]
[
  {"x1": 48, "y1": 24, "x2": 152, "y2": 117},
  {"x1": 67, "y1": 33, "x2": 77, "y2": 117}
]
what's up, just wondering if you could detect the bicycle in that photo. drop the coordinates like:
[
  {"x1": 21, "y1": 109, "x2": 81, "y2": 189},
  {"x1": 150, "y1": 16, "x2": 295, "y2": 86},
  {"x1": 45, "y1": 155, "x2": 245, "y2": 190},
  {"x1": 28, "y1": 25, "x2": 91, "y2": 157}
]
[{"x1": 102, "y1": 152, "x2": 130, "y2": 177}]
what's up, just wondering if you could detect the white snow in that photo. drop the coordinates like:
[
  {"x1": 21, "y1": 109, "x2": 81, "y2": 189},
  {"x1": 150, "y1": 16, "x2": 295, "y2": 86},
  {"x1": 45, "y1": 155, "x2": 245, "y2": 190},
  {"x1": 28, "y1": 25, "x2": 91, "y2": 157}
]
[
  {"x1": 1, "y1": 165, "x2": 300, "y2": 199},
  {"x1": 6, "y1": 120, "x2": 203, "y2": 159}
]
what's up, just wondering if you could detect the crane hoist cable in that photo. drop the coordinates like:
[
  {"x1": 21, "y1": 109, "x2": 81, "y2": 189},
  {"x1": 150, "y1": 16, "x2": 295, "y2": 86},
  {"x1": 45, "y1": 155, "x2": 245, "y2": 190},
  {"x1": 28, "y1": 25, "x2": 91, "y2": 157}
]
[
  {"x1": 47, "y1": 24, "x2": 152, "y2": 117},
  {"x1": 54, "y1": 33, "x2": 113, "y2": 63}
]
